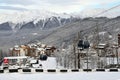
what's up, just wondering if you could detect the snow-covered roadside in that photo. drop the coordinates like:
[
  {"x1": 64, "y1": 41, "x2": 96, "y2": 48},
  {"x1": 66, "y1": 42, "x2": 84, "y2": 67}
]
[{"x1": 0, "y1": 72, "x2": 120, "y2": 80}]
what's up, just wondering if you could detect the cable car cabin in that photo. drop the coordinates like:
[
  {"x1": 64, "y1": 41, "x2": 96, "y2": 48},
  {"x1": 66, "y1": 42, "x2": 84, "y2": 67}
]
[
  {"x1": 39, "y1": 54, "x2": 48, "y2": 61},
  {"x1": 2, "y1": 56, "x2": 28, "y2": 69},
  {"x1": 78, "y1": 39, "x2": 90, "y2": 50},
  {"x1": 83, "y1": 40, "x2": 90, "y2": 49},
  {"x1": 78, "y1": 39, "x2": 84, "y2": 49}
]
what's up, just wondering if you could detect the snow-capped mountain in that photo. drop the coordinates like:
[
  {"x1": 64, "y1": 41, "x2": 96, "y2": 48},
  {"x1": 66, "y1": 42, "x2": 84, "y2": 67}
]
[
  {"x1": 0, "y1": 8, "x2": 120, "y2": 31},
  {"x1": 0, "y1": 10, "x2": 79, "y2": 31},
  {"x1": 0, "y1": 10, "x2": 60, "y2": 24}
]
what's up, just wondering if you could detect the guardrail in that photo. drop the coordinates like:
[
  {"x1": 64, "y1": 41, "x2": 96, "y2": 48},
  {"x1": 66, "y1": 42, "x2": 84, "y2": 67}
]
[
  {"x1": 0, "y1": 68, "x2": 120, "y2": 74},
  {"x1": 9, "y1": 69, "x2": 18, "y2": 73}
]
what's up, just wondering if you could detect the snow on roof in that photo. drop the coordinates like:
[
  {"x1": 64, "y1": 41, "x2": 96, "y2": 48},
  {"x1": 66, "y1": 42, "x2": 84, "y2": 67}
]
[
  {"x1": 41, "y1": 44, "x2": 46, "y2": 47},
  {"x1": 98, "y1": 43, "x2": 106, "y2": 46},
  {"x1": 47, "y1": 45, "x2": 52, "y2": 47},
  {"x1": 95, "y1": 43, "x2": 107, "y2": 49},
  {"x1": 30, "y1": 60, "x2": 37, "y2": 64},
  {"x1": 4, "y1": 56, "x2": 27, "y2": 59},
  {"x1": 80, "y1": 50, "x2": 96, "y2": 54},
  {"x1": 37, "y1": 48, "x2": 45, "y2": 51},
  {"x1": 9, "y1": 48, "x2": 13, "y2": 50},
  {"x1": 14, "y1": 45, "x2": 19, "y2": 48},
  {"x1": 14, "y1": 48, "x2": 20, "y2": 50}
]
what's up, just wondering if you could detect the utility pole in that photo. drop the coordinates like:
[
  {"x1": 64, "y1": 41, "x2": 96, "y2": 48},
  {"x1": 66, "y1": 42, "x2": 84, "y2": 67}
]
[
  {"x1": 95, "y1": 21, "x2": 100, "y2": 68},
  {"x1": 87, "y1": 49, "x2": 89, "y2": 70},
  {"x1": 77, "y1": 32, "x2": 80, "y2": 69},
  {"x1": 77, "y1": 31, "x2": 81, "y2": 69},
  {"x1": 85, "y1": 36, "x2": 89, "y2": 70},
  {"x1": 73, "y1": 39, "x2": 77, "y2": 69},
  {"x1": 117, "y1": 34, "x2": 120, "y2": 66},
  {"x1": 116, "y1": 47, "x2": 119, "y2": 66},
  {"x1": 77, "y1": 31, "x2": 84, "y2": 69}
]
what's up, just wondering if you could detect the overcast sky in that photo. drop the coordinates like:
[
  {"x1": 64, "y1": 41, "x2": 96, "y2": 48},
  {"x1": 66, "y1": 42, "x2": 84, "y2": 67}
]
[{"x1": 0, "y1": 0, "x2": 120, "y2": 13}]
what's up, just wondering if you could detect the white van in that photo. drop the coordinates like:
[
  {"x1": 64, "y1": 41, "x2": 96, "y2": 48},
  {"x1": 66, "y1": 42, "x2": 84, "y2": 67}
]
[{"x1": 2, "y1": 56, "x2": 28, "y2": 69}]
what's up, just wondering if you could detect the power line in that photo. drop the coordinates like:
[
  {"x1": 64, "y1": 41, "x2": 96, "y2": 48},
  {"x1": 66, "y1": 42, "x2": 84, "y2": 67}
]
[
  {"x1": 80, "y1": 3, "x2": 120, "y2": 35},
  {"x1": 91, "y1": 3, "x2": 120, "y2": 69},
  {"x1": 93, "y1": 3, "x2": 120, "y2": 17}
]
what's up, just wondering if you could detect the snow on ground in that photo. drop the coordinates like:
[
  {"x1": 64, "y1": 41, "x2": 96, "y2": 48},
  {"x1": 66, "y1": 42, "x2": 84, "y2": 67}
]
[
  {"x1": 1, "y1": 57, "x2": 120, "y2": 80},
  {"x1": 32, "y1": 57, "x2": 63, "y2": 69},
  {"x1": 31, "y1": 57, "x2": 58, "y2": 69},
  {"x1": 0, "y1": 72, "x2": 120, "y2": 80},
  {"x1": 39, "y1": 57, "x2": 57, "y2": 69}
]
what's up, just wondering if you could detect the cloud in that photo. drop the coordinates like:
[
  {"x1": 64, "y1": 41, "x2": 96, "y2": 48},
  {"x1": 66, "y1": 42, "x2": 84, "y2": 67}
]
[
  {"x1": 0, "y1": 0, "x2": 35, "y2": 5},
  {"x1": 0, "y1": 5, "x2": 28, "y2": 11},
  {"x1": 40, "y1": 0, "x2": 79, "y2": 6},
  {"x1": 0, "y1": 0, "x2": 120, "y2": 13}
]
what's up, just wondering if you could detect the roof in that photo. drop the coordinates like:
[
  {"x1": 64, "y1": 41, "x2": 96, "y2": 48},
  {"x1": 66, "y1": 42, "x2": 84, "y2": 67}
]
[{"x1": 4, "y1": 56, "x2": 28, "y2": 59}]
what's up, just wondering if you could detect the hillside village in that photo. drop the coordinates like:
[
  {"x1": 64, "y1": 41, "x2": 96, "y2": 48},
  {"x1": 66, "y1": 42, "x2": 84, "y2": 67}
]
[
  {"x1": 0, "y1": 32, "x2": 119, "y2": 69},
  {"x1": 0, "y1": 3, "x2": 120, "y2": 70},
  {"x1": 9, "y1": 43, "x2": 56, "y2": 57},
  {"x1": 1, "y1": 0, "x2": 120, "y2": 80}
]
